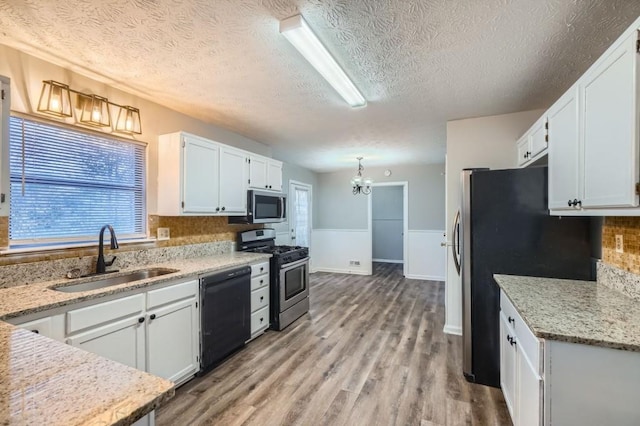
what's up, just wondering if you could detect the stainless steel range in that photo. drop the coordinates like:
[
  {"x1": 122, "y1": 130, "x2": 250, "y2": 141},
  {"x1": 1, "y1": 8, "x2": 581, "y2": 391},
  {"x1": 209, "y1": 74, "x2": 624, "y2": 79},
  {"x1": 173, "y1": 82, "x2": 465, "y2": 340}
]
[{"x1": 238, "y1": 229, "x2": 310, "y2": 330}]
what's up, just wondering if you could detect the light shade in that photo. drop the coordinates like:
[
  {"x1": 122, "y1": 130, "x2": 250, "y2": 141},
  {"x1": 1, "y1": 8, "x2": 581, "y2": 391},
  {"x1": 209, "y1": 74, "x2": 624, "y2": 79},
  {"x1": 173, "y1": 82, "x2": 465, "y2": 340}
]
[
  {"x1": 79, "y1": 94, "x2": 111, "y2": 127},
  {"x1": 280, "y1": 14, "x2": 366, "y2": 108},
  {"x1": 115, "y1": 105, "x2": 142, "y2": 134},
  {"x1": 37, "y1": 81, "x2": 73, "y2": 117}
]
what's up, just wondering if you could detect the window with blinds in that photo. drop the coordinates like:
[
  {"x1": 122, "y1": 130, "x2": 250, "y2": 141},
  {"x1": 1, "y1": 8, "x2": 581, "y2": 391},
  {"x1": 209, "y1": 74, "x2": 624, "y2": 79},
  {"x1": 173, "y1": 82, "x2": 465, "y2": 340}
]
[{"x1": 9, "y1": 116, "x2": 146, "y2": 247}]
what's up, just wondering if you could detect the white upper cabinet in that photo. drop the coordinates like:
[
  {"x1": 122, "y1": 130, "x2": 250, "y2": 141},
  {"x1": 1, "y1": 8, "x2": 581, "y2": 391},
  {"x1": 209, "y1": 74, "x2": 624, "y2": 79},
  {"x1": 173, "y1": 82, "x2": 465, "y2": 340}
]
[
  {"x1": 581, "y1": 31, "x2": 639, "y2": 209},
  {"x1": 516, "y1": 116, "x2": 547, "y2": 168},
  {"x1": 158, "y1": 132, "x2": 251, "y2": 216},
  {"x1": 540, "y1": 19, "x2": 640, "y2": 215},
  {"x1": 249, "y1": 155, "x2": 283, "y2": 192},
  {"x1": 548, "y1": 86, "x2": 581, "y2": 210},
  {"x1": 219, "y1": 146, "x2": 248, "y2": 214},
  {"x1": 183, "y1": 135, "x2": 220, "y2": 214}
]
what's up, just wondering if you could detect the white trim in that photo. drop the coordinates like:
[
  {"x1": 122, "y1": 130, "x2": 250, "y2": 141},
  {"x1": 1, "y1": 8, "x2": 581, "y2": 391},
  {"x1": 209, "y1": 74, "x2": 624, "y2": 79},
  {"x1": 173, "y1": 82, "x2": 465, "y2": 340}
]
[
  {"x1": 312, "y1": 228, "x2": 368, "y2": 233},
  {"x1": 368, "y1": 181, "x2": 409, "y2": 277},
  {"x1": 405, "y1": 274, "x2": 445, "y2": 281},
  {"x1": 312, "y1": 267, "x2": 370, "y2": 275},
  {"x1": 405, "y1": 229, "x2": 445, "y2": 234},
  {"x1": 443, "y1": 325, "x2": 462, "y2": 336},
  {"x1": 373, "y1": 258, "x2": 403, "y2": 264}
]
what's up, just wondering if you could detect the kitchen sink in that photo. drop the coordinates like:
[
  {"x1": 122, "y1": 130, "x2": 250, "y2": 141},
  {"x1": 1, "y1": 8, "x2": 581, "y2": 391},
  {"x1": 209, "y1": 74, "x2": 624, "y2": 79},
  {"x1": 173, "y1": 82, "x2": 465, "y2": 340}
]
[{"x1": 52, "y1": 268, "x2": 179, "y2": 293}]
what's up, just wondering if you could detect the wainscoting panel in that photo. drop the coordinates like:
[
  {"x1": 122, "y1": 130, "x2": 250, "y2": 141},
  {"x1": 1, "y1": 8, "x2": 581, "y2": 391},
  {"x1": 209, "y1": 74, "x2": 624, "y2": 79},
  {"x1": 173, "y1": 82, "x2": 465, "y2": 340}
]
[
  {"x1": 311, "y1": 229, "x2": 372, "y2": 275},
  {"x1": 405, "y1": 230, "x2": 446, "y2": 281}
]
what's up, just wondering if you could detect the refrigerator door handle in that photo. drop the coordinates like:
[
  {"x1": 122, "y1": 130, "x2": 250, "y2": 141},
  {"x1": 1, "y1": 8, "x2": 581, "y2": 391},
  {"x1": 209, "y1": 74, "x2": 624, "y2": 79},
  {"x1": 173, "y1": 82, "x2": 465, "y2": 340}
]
[{"x1": 452, "y1": 209, "x2": 461, "y2": 275}]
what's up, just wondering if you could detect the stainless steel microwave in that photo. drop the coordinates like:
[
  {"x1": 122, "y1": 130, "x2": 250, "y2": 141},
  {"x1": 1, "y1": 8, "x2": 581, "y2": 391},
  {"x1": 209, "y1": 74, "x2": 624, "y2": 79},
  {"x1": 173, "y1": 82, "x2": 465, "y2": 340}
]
[{"x1": 229, "y1": 190, "x2": 286, "y2": 224}]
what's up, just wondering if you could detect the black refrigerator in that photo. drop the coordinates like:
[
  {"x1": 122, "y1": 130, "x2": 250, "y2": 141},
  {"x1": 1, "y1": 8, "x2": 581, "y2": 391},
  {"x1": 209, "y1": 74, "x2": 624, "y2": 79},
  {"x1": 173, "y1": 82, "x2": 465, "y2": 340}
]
[{"x1": 452, "y1": 167, "x2": 597, "y2": 388}]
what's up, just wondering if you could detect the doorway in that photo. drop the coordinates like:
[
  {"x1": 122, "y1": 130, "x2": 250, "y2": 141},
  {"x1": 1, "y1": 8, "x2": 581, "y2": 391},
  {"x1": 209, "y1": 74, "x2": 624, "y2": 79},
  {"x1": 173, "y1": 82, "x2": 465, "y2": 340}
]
[
  {"x1": 368, "y1": 182, "x2": 408, "y2": 276},
  {"x1": 289, "y1": 180, "x2": 312, "y2": 248}
]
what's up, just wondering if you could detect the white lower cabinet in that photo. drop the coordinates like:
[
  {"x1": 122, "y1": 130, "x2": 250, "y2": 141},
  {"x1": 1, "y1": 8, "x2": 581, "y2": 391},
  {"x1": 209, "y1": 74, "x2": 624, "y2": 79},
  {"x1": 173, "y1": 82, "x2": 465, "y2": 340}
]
[
  {"x1": 64, "y1": 280, "x2": 200, "y2": 386},
  {"x1": 248, "y1": 261, "x2": 270, "y2": 340},
  {"x1": 11, "y1": 314, "x2": 66, "y2": 342},
  {"x1": 146, "y1": 281, "x2": 199, "y2": 385},
  {"x1": 500, "y1": 292, "x2": 542, "y2": 426}
]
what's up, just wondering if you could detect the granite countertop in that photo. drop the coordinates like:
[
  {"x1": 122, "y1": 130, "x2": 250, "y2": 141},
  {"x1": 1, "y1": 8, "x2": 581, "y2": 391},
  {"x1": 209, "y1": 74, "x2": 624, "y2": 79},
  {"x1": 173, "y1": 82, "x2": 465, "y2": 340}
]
[
  {"x1": 494, "y1": 274, "x2": 640, "y2": 352},
  {"x1": 0, "y1": 251, "x2": 271, "y2": 425},
  {"x1": 0, "y1": 251, "x2": 271, "y2": 320},
  {"x1": 0, "y1": 321, "x2": 174, "y2": 425}
]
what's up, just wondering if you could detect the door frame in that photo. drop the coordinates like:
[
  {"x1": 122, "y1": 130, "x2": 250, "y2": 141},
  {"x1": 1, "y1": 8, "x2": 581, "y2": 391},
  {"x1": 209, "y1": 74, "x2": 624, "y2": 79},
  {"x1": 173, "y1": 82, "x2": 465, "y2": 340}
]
[
  {"x1": 288, "y1": 180, "x2": 313, "y2": 251},
  {"x1": 368, "y1": 181, "x2": 409, "y2": 276}
]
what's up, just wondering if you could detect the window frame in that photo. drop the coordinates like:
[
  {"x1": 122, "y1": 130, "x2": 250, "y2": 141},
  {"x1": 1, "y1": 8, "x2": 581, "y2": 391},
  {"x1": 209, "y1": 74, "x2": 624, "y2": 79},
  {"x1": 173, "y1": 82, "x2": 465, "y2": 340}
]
[{"x1": 6, "y1": 112, "x2": 148, "y2": 249}]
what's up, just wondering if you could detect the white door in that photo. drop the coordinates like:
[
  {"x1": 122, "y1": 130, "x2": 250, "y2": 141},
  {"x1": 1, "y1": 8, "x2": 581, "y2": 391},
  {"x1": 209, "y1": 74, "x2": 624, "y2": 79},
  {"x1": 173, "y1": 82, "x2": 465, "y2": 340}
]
[
  {"x1": 183, "y1": 136, "x2": 220, "y2": 213},
  {"x1": 289, "y1": 181, "x2": 312, "y2": 248},
  {"x1": 517, "y1": 349, "x2": 542, "y2": 426},
  {"x1": 530, "y1": 117, "x2": 547, "y2": 158},
  {"x1": 147, "y1": 297, "x2": 199, "y2": 385},
  {"x1": 500, "y1": 312, "x2": 517, "y2": 421},
  {"x1": 548, "y1": 87, "x2": 581, "y2": 210},
  {"x1": 67, "y1": 315, "x2": 146, "y2": 371},
  {"x1": 267, "y1": 160, "x2": 283, "y2": 191},
  {"x1": 516, "y1": 135, "x2": 531, "y2": 167},
  {"x1": 581, "y1": 31, "x2": 639, "y2": 208},
  {"x1": 219, "y1": 146, "x2": 247, "y2": 214}
]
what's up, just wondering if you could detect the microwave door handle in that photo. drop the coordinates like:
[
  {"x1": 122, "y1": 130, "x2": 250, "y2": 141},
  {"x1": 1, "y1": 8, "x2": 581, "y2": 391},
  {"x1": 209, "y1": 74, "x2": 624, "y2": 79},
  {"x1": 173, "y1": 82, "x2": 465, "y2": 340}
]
[{"x1": 281, "y1": 197, "x2": 286, "y2": 219}]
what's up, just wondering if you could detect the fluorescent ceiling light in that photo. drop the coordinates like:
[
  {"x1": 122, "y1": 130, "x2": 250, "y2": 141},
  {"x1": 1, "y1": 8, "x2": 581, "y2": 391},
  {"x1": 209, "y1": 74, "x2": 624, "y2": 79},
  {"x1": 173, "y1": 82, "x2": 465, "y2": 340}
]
[{"x1": 280, "y1": 14, "x2": 367, "y2": 108}]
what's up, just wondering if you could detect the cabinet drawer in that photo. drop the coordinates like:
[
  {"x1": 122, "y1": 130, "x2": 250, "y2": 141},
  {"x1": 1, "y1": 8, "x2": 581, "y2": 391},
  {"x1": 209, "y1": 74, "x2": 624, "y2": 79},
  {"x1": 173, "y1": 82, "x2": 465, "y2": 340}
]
[
  {"x1": 251, "y1": 286, "x2": 269, "y2": 312},
  {"x1": 251, "y1": 261, "x2": 269, "y2": 277},
  {"x1": 500, "y1": 292, "x2": 541, "y2": 374},
  {"x1": 67, "y1": 294, "x2": 145, "y2": 335},
  {"x1": 250, "y1": 306, "x2": 269, "y2": 334},
  {"x1": 147, "y1": 280, "x2": 198, "y2": 310},
  {"x1": 251, "y1": 274, "x2": 269, "y2": 291}
]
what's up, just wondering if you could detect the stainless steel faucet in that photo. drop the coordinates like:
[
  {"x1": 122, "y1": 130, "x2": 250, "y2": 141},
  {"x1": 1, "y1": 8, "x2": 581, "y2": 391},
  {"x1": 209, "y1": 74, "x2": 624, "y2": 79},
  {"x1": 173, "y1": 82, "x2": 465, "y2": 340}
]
[{"x1": 96, "y1": 224, "x2": 119, "y2": 274}]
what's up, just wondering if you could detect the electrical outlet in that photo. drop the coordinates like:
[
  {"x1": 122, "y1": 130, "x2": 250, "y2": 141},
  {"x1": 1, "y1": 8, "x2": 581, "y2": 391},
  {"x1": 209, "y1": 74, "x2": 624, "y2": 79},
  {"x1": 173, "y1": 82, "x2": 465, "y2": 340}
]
[
  {"x1": 157, "y1": 227, "x2": 170, "y2": 241},
  {"x1": 615, "y1": 234, "x2": 624, "y2": 253},
  {"x1": 349, "y1": 260, "x2": 361, "y2": 266}
]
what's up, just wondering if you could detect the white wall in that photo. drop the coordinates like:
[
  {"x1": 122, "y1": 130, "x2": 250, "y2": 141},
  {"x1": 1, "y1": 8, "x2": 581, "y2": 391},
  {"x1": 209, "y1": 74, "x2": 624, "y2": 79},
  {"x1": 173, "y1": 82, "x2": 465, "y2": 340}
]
[
  {"x1": 0, "y1": 44, "x2": 272, "y2": 218},
  {"x1": 444, "y1": 109, "x2": 544, "y2": 335},
  {"x1": 312, "y1": 164, "x2": 445, "y2": 277}
]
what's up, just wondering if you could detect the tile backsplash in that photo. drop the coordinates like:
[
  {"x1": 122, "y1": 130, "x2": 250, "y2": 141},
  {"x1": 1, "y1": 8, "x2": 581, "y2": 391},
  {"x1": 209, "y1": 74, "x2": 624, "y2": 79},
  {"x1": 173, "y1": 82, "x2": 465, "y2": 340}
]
[{"x1": 602, "y1": 216, "x2": 640, "y2": 274}]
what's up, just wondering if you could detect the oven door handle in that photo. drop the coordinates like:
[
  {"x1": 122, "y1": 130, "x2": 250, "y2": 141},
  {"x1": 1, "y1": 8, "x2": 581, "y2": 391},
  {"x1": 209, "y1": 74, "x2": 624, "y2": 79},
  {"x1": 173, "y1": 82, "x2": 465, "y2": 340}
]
[{"x1": 280, "y1": 256, "x2": 310, "y2": 272}]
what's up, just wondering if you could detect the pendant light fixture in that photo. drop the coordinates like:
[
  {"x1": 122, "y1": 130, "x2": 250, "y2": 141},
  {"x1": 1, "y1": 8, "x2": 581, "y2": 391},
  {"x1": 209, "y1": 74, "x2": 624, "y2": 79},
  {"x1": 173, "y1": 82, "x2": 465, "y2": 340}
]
[
  {"x1": 351, "y1": 157, "x2": 372, "y2": 195},
  {"x1": 79, "y1": 94, "x2": 111, "y2": 127},
  {"x1": 115, "y1": 105, "x2": 142, "y2": 134}
]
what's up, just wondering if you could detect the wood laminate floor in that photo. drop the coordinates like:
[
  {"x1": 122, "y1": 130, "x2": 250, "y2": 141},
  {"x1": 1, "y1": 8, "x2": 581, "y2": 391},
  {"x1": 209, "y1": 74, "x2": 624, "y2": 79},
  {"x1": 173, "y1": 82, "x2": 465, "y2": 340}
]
[{"x1": 156, "y1": 263, "x2": 511, "y2": 426}]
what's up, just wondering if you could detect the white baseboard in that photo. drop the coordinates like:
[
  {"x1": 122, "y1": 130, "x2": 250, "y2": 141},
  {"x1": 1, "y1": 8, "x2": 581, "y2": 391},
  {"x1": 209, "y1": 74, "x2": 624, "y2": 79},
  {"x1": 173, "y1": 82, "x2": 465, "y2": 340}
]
[
  {"x1": 312, "y1": 267, "x2": 371, "y2": 276},
  {"x1": 405, "y1": 274, "x2": 445, "y2": 281},
  {"x1": 443, "y1": 324, "x2": 462, "y2": 336},
  {"x1": 372, "y1": 258, "x2": 404, "y2": 264}
]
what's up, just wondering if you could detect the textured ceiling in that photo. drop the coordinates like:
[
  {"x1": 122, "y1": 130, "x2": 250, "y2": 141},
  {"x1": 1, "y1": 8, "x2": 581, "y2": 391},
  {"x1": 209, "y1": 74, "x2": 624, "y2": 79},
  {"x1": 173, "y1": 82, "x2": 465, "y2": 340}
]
[{"x1": 1, "y1": 1, "x2": 640, "y2": 172}]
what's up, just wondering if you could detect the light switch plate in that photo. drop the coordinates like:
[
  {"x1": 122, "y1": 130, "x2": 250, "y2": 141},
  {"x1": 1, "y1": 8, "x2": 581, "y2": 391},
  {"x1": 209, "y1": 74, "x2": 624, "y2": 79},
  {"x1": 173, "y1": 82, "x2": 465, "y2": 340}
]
[
  {"x1": 615, "y1": 234, "x2": 624, "y2": 253},
  {"x1": 157, "y1": 227, "x2": 170, "y2": 241}
]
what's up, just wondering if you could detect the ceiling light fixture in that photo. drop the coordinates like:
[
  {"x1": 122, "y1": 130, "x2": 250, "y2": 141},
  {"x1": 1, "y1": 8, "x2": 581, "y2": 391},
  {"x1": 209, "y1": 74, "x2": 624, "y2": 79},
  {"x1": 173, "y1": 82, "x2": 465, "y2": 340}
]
[
  {"x1": 36, "y1": 80, "x2": 142, "y2": 134},
  {"x1": 351, "y1": 157, "x2": 372, "y2": 195},
  {"x1": 280, "y1": 14, "x2": 367, "y2": 108}
]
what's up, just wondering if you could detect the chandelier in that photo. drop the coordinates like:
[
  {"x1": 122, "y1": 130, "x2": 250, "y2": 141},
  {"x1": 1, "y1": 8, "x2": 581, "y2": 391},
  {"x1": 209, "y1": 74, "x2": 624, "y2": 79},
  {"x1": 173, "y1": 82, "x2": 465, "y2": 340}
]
[{"x1": 351, "y1": 157, "x2": 372, "y2": 195}]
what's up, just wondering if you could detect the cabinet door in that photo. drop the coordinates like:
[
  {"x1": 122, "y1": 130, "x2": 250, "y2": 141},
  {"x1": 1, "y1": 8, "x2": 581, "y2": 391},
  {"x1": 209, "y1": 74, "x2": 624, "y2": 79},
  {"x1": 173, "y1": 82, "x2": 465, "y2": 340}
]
[
  {"x1": 517, "y1": 349, "x2": 542, "y2": 426},
  {"x1": 548, "y1": 87, "x2": 581, "y2": 210},
  {"x1": 530, "y1": 118, "x2": 547, "y2": 158},
  {"x1": 267, "y1": 160, "x2": 283, "y2": 191},
  {"x1": 581, "y1": 32, "x2": 639, "y2": 208},
  {"x1": 219, "y1": 147, "x2": 248, "y2": 214},
  {"x1": 183, "y1": 136, "x2": 220, "y2": 213},
  {"x1": 249, "y1": 155, "x2": 268, "y2": 190},
  {"x1": 500, "y1": 312, "x2": 517, "y2": 421},
  {"x1": 147, "y1": 297, "x2": 199, "y2": 385},
  {"x1": 13, "y1": 314, "x2": 65, "y2": 342},
  {"x1": 67, "y1": 315, "x2": 146, "y2": 371},
  {"x1": 516, "y1": 135, "x2": 531, "y2": 167}
]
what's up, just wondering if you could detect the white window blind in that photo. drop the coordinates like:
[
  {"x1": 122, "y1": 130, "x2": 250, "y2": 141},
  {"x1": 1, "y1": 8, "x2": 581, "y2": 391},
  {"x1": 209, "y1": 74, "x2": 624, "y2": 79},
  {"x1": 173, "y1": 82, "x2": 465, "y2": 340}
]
[{"x1": 9, "y1": 116, "x2": 146, "y2": 246}]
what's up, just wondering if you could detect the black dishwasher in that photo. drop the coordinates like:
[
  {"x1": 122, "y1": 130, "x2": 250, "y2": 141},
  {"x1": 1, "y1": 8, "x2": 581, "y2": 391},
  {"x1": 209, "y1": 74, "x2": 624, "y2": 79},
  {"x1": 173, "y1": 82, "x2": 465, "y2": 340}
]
[{"x1": 199, "y1": 266, "x2": 251, "y2": 374}]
